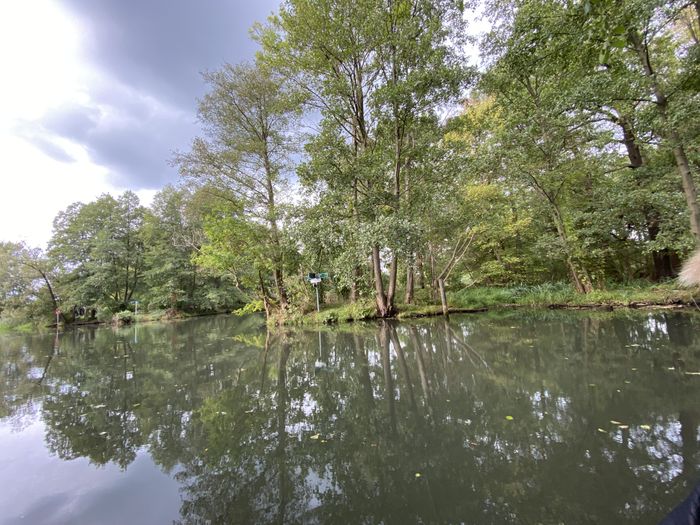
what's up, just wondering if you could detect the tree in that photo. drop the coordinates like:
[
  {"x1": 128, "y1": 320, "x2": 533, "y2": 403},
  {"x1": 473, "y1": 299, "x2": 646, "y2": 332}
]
[
  {"x1": 175, "y1": 61, "x2": 303, "y2": 313},
  {"x1": 259, "y1": 0, "x2": 470, "y2": 316},
  {"x1": 580, "y1": 0, "x2": 700, "y2": 244},
  {"x1": 0, "y1": 242, "x2": 60, "y2": 320},
  {"x1": 49, "y1": 192, "x2": 145, "y2": 311}
]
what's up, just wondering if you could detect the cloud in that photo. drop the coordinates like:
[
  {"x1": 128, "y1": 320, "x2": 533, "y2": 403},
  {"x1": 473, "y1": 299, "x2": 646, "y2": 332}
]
[
  {"x1": 32, "y1": 86, "x2": 193, "y2": 188},
  {"x1": 36, "y1": 0, "x2": 279, "y2": 189}
]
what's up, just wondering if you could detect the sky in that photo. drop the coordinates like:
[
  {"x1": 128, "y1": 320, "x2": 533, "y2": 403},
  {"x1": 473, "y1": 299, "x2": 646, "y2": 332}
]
[{"x1": 0, "y1": 0, "x2": 277, "y2": 248}]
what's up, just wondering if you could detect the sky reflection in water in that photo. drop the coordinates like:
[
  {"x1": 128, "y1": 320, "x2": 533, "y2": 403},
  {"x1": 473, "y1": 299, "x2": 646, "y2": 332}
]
[{"x1": 1, "y1": 310, "x2": 699, "y2": 524}]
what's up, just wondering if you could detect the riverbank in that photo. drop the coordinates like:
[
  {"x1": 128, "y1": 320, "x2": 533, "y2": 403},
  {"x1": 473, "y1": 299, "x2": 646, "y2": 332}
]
[{"x1": 271, "y1": 281, "x2": 699, "y2": 325}]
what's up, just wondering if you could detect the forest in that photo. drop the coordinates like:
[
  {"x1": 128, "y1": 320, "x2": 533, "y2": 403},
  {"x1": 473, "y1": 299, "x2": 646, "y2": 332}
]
[{"x1": 1, "y1": 0, "x2": 699, "y2": 325}]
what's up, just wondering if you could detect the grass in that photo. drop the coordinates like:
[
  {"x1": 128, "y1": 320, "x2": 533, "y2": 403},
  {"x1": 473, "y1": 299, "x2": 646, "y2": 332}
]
[
  {"x1": 271, "y1": 302, "x2": 377, "y2": 326},
  {"x1": 0, "y1": 320, "x2": 42, "y2": 335},
  {"x1": 450, "y1": 280, "x2": 695, "y2": 309},
  {"x1": 276, "y1": 280, "x2": 697, "y2": 326}
]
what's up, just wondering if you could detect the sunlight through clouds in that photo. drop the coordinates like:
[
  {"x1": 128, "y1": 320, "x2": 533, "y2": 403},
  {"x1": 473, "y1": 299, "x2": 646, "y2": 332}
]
[{"x1": 0, "y1": 0, "x2": 150, "y2": 248}]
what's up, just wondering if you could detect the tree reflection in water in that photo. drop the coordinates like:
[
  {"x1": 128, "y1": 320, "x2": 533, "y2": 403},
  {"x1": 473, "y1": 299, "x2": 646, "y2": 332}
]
[{"x1": 1, "y1": 310, "x2": 699, "y2": 524}]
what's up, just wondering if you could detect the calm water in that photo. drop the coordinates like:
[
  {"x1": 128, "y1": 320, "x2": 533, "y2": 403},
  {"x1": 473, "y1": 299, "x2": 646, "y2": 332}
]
[{"x1": 1, "y1": 310, "x2": 700, "y2": 524}]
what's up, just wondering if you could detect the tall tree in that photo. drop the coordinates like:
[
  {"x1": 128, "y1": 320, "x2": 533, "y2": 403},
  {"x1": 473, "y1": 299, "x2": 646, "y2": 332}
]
[
  {"x1": 259, "y1": 0, "x2": 469, "y2": 316},
  {"x1": 49, "y1": 192, "x2": 145, "y2": 311},
  {"x1": 175, "y1": 61, "x2": 303, "y2": 313}
]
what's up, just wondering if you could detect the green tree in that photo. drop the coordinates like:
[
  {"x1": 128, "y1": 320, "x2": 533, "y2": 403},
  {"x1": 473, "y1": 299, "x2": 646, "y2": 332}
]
[
  {"x1": 49, "y1": 191, "x2": 145, "y2": 312},
  {"x1": 175, "y1": 61, "x2": 303, "y2": 313},
  {"x1": 260, "y1": 0, "x2": 470, "y2": 316}
]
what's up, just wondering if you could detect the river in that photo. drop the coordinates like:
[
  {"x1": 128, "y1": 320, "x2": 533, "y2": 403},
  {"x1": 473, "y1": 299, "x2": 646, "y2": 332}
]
[{"x1": 1, "y1": 310, "x2": 699, "y2": 524}]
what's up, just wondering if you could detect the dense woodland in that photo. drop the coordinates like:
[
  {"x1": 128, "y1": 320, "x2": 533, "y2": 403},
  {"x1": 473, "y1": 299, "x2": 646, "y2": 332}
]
[{"x1": 1, "y1": 0, "x2": 699, "y2": 323}]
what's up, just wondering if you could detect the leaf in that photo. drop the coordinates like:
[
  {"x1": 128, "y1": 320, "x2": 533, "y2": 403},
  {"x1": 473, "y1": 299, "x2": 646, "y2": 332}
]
[
  {"x1": 640, "y1": 425, "x2": 651, "y2": 430},
  {"x1": 685, "y1": 372, "x2": 700, "y2": 376},
  {"x1": 610, "y1": 37, "x2": 625, "y2": 48},
  {"x1": 618, "y1": 425, "x2": 629, "y2": 430},
  {"x1": 415, "y1": 472, "x2": 422, "y2": 478},
  {"x1": 310, "y1": 433, "x2": 320, "y2": 440},
  {"x1": 610, "y1": 420, "x2": 622, "y2": 425},
  {"x1": 505, "y1": 415, "x2": 514, "y2": 421},
  {"x1": 597, "y1": 428, "x2": 607, "y2": 433}
]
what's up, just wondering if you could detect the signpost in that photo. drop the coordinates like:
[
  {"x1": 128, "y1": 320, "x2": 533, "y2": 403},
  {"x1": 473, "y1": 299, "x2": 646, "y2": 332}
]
[{"x1": 305, "y1": 273, "x2": 330, "y2": 312}]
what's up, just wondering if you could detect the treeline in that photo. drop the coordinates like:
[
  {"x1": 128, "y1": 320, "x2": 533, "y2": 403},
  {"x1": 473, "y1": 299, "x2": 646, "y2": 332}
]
[{"x1": 1, "y1": 0, "x2": 699, "y2": 323}]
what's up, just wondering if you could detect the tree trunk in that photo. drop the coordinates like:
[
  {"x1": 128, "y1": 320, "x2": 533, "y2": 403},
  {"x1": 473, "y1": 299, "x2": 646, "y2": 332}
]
[
  {"x1": 628, "y1": 29, "x2": 700, "y2": 245},
  {"x1": 428, "y1": 246, "x2": 438, "y2": 302},
  {"x1": 372, "y1": 244, "x2": 390, "y2": 317},
  {"x1": 386, "y1": 251, "x2": 398, "y2": 311},
  {"x1": 438, "y1": 278, "x2": 449, "y2": 317},
  {"x1": 405, "y1": 264, "x2": 414, "y2": 304},
  {"x1": 416, "y1": 254, "x2": 425, "y2": 289},
  {"x1": 550, "y1": 205, "x2": 592, "y2": 293}
]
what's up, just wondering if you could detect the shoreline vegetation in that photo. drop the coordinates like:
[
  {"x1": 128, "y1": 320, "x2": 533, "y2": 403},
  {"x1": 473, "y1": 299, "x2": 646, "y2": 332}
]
[
  {"x1": 272, "y1": 281, "x2": 699, "y2": 326},
  {"x1": 3, "y1": 281, "x2": 696, "y2": 335},
  {"x1": 2, "y1": 0, "x2": 700, "y2": 335}
]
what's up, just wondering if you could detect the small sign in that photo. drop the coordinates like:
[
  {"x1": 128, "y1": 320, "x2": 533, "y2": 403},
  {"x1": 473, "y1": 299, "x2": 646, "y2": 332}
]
[{"x1": 306, "y1": 272, "x2": 329, "y2": 281}]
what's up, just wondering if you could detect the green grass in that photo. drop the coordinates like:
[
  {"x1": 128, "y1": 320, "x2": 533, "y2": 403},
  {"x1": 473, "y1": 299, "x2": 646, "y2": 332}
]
[
  {"x1": 271, "y1": 302, "x2": 377, "y2": 326},
  {"x1": 450, "y1": 281, "x2": 695, "y2": 309},
  {"x1": 0, "y1": 320, "x2": 42, "y2": 335},
  {"x1": 273, "y1": 281, "x2": 697, "y2": 326}
]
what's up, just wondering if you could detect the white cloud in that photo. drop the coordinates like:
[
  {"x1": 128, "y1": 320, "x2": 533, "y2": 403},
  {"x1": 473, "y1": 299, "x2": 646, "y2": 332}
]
[{"x1": 0, "y1": 0, "x2": 141, "y2": 249}]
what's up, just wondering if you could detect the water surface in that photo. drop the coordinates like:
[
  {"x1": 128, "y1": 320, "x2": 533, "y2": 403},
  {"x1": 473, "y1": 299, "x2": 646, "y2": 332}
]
[{"x1": 1, "y1": 310, "x2": 699, "y2": 524}]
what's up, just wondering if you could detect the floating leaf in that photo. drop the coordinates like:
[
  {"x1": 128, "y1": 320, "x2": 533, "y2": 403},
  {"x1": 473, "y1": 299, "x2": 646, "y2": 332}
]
[
  {"x1": 132, "y1": 403, "x2": 141, "y2": 407},
  {"x1": 624, "y1": 380, "x2": 631, "y2": 384},
  {"x1": 685, "y1": 372, "x2": 700, "y2": 376},
  {"x1": 610, "y1": 420, "x2": 622, "y2": 425},
  {"x1": 415, "y1": 472, "x2": 422, "y2": 478},
  {"x1": 631, "y1": 368, "x2": 638, "y2": 371},
  {"x1": 244, "y1": 408, "x2": 254, "y2": 414},
  {"x1": 668, "y1": 367, "x2": 676, "y2": 371},
  {"x1": 618, "y1": 425, "x2": 629, "y2": 430},
  {"x1": 588, "y1": 383, "x2": 596, "y2": 387},
  {"x1": 505, "y1": 415, "x2": 514, "y2": 421},
  {"x1": 310, "y1": 433, "x2": 320, "y2": 440},
  {"x1": 597, "y1": 428, "x2": 607, "y2": 433},
  {"x1": 640, "y1": 425, "x2": 651, "y2": 430},
  {"x1": 321, "y1": 439, "x2": 327, "y2": 444},
  {"x1": 93, "y1": 404, "x2": 106, "y2": 409}
]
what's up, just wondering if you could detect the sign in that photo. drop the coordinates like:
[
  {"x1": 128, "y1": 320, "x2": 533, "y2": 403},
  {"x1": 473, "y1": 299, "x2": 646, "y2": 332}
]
[{"x1": 306, "y1": 272, "x2": 330, "y2": 281}]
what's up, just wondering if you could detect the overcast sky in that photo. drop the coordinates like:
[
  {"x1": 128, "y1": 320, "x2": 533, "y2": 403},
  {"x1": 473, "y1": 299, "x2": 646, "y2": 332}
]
[{"x1": 0, "y1": 0, "x2": 278, "y2": 248}]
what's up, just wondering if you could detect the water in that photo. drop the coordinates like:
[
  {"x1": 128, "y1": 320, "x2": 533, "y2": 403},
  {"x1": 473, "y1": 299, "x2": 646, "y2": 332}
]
[{"x1": 1, "y1": 310, "x2": 699, "y2": 524}]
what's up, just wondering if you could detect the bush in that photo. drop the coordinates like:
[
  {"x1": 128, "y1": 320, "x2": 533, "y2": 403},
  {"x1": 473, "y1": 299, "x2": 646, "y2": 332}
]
[{"x1": 112, "y1": 310, "x2": 134, "y2": 326}]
